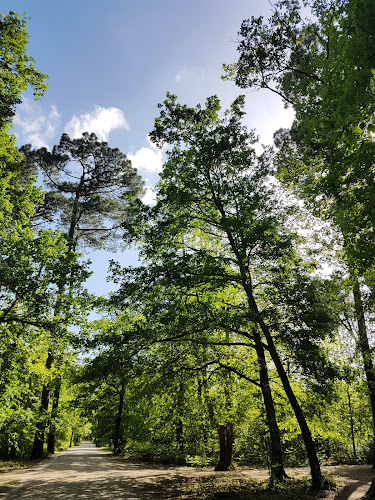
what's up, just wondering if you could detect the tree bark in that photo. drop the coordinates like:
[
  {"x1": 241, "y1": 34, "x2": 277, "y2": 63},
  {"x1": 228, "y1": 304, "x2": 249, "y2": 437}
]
[
  {"x1": 215, "y1": 423, "x2": 234, "y2": 471},
  {"x1": 113, "y1": 383, "x2": 125, "y2": 454},
  {"x1": 363, "y1": 478, "x2": 375, "y2": 499},
  {"x1": 352, "y1": 276, "x2": 375, "y2": 465},
  {"x1": 30, "y1": 352, "x2": 53, "y2": 459},
  {"x1": 254, "y1": 331, "x2": 288, "y2": 483},
  {"x1": 47, "y1": 377, "x2": 61, "y2": 454}
]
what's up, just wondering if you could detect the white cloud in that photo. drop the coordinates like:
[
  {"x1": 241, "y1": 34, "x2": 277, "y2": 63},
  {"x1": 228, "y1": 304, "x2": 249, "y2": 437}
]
[
  {"x1": 13, "y1": 100, "x2": 61, "y2": 148},
  {"x1": 128, "y1": 147, "x2": 163, "y2": 173},
  {"x1": 142, "y1": 186, "x2": 156, "y2": 206},
  {"x1": 65, "y1": 106, "x2": 129, "y2": 141}
]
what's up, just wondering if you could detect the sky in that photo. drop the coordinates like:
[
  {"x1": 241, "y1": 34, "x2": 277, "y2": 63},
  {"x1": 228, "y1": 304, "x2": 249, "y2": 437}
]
[{"x1": 3, "y1": 0, "x2": 294, "y2": 294}]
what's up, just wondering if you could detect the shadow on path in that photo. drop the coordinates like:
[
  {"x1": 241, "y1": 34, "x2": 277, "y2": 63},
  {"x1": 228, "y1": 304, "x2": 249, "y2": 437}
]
[
  {"x1": 4, "y1": 443, "x2": 375, "y2": 499},
  {"x1": 5, "y1": 441, "x2": 181, "y2": 499},
  {"x1": 321, "y1": 465, "x2": 374, "y2": 500}
]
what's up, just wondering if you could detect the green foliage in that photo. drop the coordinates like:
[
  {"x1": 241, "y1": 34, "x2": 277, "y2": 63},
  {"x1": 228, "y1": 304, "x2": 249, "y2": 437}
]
[
  {"x1": 125, "y1": 440, "x2": 186, "y2": 465},
  {"x1": 24, "y1": 132, "x2": 144, "y2": 249},
  {"x1": 225, "y1": 0, "x2": 375, "y2": 277},
  {"x1": 0, "y1": 11, "x2": 48, "y2": 127},
  {"x1": 108, "y1": 93, "x2": 343, "y2": 488},
  {"x1": 1, "y1": 2, "x2": 373, "y2": 479}
]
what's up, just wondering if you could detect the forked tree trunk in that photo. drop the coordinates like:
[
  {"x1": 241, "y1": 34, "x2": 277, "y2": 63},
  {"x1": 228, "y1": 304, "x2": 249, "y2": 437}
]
[
  {"x1": 254, "y1": 332, "x2": 288, "y2": 483},
  {"x1": 215, "y1": 423, "x2": 234, "y2": 471},
  {"x1": 257, "y1": 314, "x2": 323, "y2": 489},
  {"x1": 245, "y1": 288, "x2": 323, "y2": 489},
  {"x1": 221, "y1": 216, "x2": 324, "y2": 487}
]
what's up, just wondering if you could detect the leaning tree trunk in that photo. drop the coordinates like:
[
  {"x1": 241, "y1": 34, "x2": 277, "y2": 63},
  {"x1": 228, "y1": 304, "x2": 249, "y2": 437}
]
[
  {"x1": 254, "y1": 332, "x2": 288, "y2": 484},
  {"x1": 222, "y1": 224, "x2": 324, "y2": 488},
  {"x1": 215, "y1": 423, "x2": 234, "y2": 471},
  {"x1": 352, "y1": 275, "x2": 375, "y2": 465},
  {"x1": 244, "y1": 285, "x2": 324, "y2": 489},
  {"x1": 256, "y1": 313, "x2": 323, "y2": 490}
]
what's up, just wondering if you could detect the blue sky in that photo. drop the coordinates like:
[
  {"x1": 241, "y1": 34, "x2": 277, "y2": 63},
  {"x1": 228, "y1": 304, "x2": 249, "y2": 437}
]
[{"x1": 3, "y1": 0, "x2": 294, "y2": 294}]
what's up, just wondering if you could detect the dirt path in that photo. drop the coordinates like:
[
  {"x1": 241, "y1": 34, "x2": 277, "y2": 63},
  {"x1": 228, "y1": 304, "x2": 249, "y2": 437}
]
[
  {"x1": 0, "y1": 441, "x2": 374, "y2": 499},
  {"x1": 2, "y1": 441, "x2": 161, "y2": 499}
]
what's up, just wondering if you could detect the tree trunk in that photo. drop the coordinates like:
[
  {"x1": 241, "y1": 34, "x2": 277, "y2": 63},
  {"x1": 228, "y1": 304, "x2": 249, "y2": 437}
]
[
  {"x1": 47, "y1": 377, "x2": 61, "y2": 454},
  {"x1": 220, "y1": 219, "x2": 323, "y2": 487},
  {"x1": 30, "y1": 352, "x2": 53, "y2": 459},
  {"x1": 363, "y1": 478, "x2": 375, "y2": 499},
  {"x1": 215, "y1": 423, "x2": 234, "y2": 471},
  {"x1": 176, "y1": 419, "x2": 184, "y2": 452},
  {"x1": 254, "y1": 331, "x2": 288, "y2": 483},
  {"x1": 352, "y1": 276, "x2": 375, "y2": 465},
  {"x1": 257, "y1": 314, "x2": 323, "y2": 489},
  {"x1": 113, "y1": 383, "x2": 125, "y2": 454},
  {"x1": 197, "y1": 376, "x2": 208, "y2": 453},
  {"x1": 347, "y1": 387, "x2": 357, "y2": 459}
]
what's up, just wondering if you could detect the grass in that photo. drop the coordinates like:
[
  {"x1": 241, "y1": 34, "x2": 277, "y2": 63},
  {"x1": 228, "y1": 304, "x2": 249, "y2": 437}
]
[
  {"x1": 150, "y1": 475, "x2": 337, "y2": 499},
  {"x1": 0, "y1": 459, "x2": 37, "y2": 497},
  {"x1": 0, "y1": 459, "x2": 36, "y2": 473}
]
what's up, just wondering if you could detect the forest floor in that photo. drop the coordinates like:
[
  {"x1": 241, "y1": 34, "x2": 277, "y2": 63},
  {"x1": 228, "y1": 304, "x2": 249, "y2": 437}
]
[{"x1": 0, "y1": 441, "x2": 373, "y2": 499}]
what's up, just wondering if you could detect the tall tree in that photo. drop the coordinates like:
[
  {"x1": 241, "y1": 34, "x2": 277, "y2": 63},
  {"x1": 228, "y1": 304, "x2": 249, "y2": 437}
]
[
  {"x1": 223, "y1": 0, "x2": 375, "y2": 461},
  {"x1": 120, "y1": 93, "x2": 335, "y2": 489},
  {"x1": 24, "y1": 132, "x2": 144, "y2": 458},
  {"x1": 0, "y1": 10, "x2": 85, "y2": 458},
  {"x1": 28, "y1": 132, "x2": 144, "y2": 247}
]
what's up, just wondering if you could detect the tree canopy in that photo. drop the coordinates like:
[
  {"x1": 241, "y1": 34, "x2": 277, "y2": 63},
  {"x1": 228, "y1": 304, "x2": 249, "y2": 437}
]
[{"x1": 1, "y1": 3, "x2": 375, "y2": 496}]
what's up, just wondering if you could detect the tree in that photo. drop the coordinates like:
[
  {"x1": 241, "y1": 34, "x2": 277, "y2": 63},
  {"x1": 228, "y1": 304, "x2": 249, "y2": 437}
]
[
  {"x1": 0, "y1": 10, "x2": 85, "y2": 458},
  {"x1": 28, "y1": 132, "x2": 144, "y2": 247},
  {"x1": 118, "y1": 93, "x2": 336, "y2": 488},
  {"x1": 79, "y1": 309, "x2": 148, "y2": 454},
  {"x1": 223, "y1": 0, "x2": 375, "y2": 462},
  {"x1": 22, "y1": 132, "x2": 144, "y2": 458},
  {"x1": 0, "y1": 11, "x2": 47, "y2": 128}
]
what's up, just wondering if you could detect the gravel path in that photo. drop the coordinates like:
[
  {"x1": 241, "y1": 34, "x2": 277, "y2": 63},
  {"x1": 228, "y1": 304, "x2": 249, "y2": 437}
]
[{"x1": 1, "y1": 441, "x2": 374, "y2": 499}]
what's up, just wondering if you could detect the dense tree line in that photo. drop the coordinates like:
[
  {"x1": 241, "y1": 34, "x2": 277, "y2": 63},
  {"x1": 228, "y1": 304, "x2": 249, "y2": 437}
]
[{"x1": 1, "y1": 1, "x2": 375, "y2": 492}]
